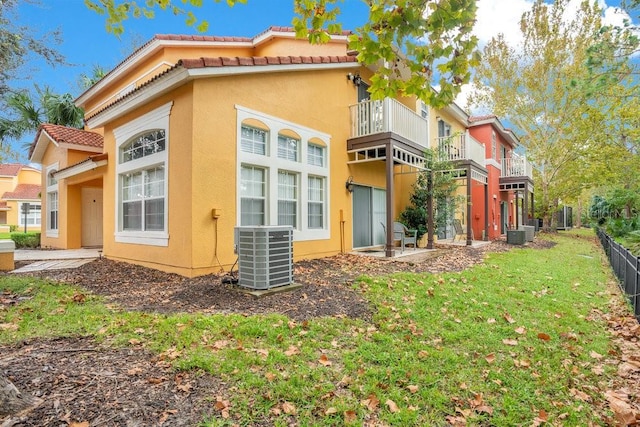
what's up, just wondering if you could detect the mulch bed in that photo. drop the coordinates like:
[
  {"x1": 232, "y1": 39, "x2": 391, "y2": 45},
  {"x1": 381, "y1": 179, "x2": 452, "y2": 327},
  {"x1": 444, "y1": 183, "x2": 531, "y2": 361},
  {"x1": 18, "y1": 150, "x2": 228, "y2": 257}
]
[{"x1": 1, "y1": 239, "x2": 562, "y2": 426}]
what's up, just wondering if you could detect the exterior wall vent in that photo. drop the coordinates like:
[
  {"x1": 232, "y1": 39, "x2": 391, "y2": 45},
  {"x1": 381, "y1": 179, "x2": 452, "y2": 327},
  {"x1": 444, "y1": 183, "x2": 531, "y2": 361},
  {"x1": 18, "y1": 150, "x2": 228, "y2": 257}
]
[{"x1": 234, "y1": 226, "x2": 293, "y2": 290}]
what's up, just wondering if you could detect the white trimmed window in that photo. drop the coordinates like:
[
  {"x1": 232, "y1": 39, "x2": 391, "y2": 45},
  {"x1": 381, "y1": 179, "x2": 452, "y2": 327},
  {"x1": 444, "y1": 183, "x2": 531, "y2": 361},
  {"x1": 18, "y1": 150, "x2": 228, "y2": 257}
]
[
  {"x1": 492, "y1": 131, "x2": 497, "y2": 160},
  {"x1": 45, "y1": 163, "x2": 59, "y2": 237},
  {"x1": 240, "y1": 165, "x2": 266, "y2": 226},
  {"x1": 19, "y1": 203, "x2": 41, "y2": 227},
  {"x1": 241, "y1": 126, "x2": 267, "y2": 155},
  {"x1": 308, "y1": 176, "x2": 324, "y2": 229},
  {"x1": 236, "y1": 105, "x2": 331, "y2": 241},
  {"x1": 277, "y1": 171, "x2": 298, "y2": 227},
  {"x1": 277, "y1": 134, "x2": 299, "y2": 162},
  {"x1": 307, "y1": 143, "x2": 325, "y2": 167},
  {"x1": 114, "y1": 102, "x2": 172, "y2": 246}
]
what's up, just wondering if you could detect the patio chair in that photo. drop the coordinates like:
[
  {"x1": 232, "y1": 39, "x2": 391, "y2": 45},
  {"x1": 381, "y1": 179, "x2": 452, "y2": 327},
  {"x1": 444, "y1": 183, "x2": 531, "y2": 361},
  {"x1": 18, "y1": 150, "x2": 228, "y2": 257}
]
[{"x1": 393, "y1": 221, "x2": 417, "y2": 252}]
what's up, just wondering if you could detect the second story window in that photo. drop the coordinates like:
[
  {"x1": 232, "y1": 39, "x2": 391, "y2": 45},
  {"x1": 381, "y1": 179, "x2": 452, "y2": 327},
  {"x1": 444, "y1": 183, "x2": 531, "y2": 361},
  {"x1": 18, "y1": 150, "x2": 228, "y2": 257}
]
[
  {"x1": 491, "y1": 131, "x2": 497, "y2": 160},
  {"x1": 121, "y1": 130, "x2": 165, "y2": 163},
  {"x1": 241, "y1": 126, "x2": 267, "y2": 155},
  {"x1": 277, "y1": 135, "x2": 299, "y2": 162}
]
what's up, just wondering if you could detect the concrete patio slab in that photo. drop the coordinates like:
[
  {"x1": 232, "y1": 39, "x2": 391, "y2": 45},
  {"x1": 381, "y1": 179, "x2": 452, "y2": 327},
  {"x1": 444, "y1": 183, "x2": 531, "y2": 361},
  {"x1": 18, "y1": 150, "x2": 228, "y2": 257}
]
[{"x1": 15, "y1": 248, "x2": 102, "y2": 262}]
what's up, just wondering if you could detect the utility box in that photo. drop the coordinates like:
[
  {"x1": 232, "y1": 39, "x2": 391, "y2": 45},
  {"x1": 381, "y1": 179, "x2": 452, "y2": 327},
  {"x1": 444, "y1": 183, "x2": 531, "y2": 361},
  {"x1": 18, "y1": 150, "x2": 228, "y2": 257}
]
[
  {"x1": 506, "y1": 229, "x2": 526, "y2": 245},
  {"x1": 0, "y1": 239, "x2": 15, "y2": 271},
  {"x1": 519, "y1": 225, "x2": 535, "y2": 242}
]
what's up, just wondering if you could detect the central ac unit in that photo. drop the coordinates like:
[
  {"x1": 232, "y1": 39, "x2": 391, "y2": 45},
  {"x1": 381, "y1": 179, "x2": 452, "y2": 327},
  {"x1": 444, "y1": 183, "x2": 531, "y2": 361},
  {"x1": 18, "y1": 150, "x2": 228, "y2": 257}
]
[{"x1": 234, "y1": 226, "x2": 293, "y2": 290}]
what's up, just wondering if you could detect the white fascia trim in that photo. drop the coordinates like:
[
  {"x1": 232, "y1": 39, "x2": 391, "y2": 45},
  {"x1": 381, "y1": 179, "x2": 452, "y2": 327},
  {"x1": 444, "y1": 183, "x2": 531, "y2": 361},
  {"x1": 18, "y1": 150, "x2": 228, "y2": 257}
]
[
  {"x1": 77, "y1": 39, "x2": 164, "y2": 106},
  {"x1": 55, "y1": 159, "x2": 108, "y2": 180},
  {"x1": 188, "y1": 61, "x2": 359, "y2": 79},
  {"x1": 77, "y1": 38, "x2": 255, "y2": 106},
  {"x1": 30, "y1": 131, "x2": 60, "y2": 163},
  {"x1": 84, "y1": 60, "x2": 175, "y2": 117},
  {"x1": 253, "y1": 30, "x2": 349, "y2": 46},
  {"x1": 115, "y1": 232, "x2": 169, "y2": 247},
  {"x1": 87, "y1": 69, "x2": 188, "y2": 129}
]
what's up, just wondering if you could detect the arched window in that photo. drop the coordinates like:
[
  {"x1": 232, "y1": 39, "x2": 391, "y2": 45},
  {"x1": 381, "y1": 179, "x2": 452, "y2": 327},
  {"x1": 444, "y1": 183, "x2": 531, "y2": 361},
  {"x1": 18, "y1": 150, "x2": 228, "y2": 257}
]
[{"x1": 120, "y1": 129, "x2": 166, "y2": 163}]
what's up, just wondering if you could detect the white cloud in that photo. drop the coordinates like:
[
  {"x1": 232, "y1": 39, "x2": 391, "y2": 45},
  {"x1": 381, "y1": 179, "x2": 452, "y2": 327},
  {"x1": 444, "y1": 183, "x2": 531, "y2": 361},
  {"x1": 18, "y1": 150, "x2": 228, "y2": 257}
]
[{"x1": 473, "y1": 0, "x2": 632, "y2": 48}]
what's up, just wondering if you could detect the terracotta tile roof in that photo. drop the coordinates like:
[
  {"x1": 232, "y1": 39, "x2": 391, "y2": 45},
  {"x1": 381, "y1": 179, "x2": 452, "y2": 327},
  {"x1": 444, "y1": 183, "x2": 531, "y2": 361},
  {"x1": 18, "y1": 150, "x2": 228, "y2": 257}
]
[
  {"x1": 0, "y1": 164, "x2": 27, "y2": 177},
  {"x1": 86, "y1": 54, "x2": 358, "y2": 122},
  {"x1": 468, "y1": 115, "x2": 497, "y2": 123},
  {"x1": 2, "y1": 184, "x2": 41, "y2": 200},
  {"x1": 76, "y1": 26, "x2": 353, "y2": 103},
  {"x1": 155, "y1": 34, "x2": 253, "y2": 42},
  {"x1": 179, "y1": 55, "x2": 357, "y2": 69},
  {"x1": 30, "y1": 124, "x2": 104, "y2": 159}
]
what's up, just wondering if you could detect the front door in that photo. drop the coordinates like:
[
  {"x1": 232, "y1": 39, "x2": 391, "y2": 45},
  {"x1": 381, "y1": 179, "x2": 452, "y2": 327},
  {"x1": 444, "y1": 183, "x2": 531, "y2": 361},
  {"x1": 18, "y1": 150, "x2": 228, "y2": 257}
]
[
  {"x1": 352, "y1": 185, "x2": 386, "y2": 249},
  {"x1": 81, "y1": 187, "x2": 103, "y2": 247}
]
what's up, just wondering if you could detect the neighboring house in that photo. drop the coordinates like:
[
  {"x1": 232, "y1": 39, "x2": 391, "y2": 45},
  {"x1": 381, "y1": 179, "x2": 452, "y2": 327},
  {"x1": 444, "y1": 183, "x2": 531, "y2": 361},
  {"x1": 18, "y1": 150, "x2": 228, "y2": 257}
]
[
  {"x1": 0, "y1": 164, "x2": 42, "y2": 232},
  {"x1": 29, "y1": 27, "x2": 533, "y2": 277},
  {"x1": 468, "y1": 116, "x2": 534, "y2": 240}
]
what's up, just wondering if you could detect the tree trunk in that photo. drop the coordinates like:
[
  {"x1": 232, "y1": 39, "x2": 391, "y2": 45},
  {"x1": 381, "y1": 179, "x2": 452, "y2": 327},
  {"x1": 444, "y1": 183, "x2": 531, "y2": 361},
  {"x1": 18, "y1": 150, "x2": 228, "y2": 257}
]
[{"x1": 0, "y1": 373, "x2": 43, "y2": 417}]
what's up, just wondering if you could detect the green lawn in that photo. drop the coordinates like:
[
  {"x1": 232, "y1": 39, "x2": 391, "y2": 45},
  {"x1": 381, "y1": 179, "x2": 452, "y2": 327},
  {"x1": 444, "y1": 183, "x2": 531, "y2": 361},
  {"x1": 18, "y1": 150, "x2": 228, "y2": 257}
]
[{"x1": 0, "y1": 233, "x2": 619, "y2": 426}]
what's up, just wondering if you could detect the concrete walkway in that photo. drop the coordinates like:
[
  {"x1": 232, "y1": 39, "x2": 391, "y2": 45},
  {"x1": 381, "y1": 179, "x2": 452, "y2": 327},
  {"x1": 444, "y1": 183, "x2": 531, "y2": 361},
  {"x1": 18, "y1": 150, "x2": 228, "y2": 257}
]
[
  {"x1": 12, "y1": 248, "x2": 101, "y2": 273},
  {"x1": 15, "y1": 248, "x2": 102, "y2": 261}
]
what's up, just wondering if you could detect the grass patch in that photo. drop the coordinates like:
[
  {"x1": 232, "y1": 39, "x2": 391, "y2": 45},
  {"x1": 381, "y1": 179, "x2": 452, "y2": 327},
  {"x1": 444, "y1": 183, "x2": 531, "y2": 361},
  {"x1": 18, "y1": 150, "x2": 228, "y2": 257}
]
[{"x1": 0, "y1": 234, "x2": 617, "y2": 426}]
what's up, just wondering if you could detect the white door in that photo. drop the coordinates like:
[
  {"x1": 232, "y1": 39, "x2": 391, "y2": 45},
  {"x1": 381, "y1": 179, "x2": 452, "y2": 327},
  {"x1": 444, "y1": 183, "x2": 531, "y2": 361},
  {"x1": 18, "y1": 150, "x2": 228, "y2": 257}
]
[{"x1": 82, "y1": 187, "x2": 103, "y2": 247}]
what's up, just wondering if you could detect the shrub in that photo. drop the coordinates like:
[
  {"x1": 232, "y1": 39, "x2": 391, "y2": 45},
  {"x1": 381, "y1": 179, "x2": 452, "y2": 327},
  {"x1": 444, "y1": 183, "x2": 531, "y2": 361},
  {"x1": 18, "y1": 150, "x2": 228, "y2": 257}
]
[
  {"x1": 627, "y1": 230, "x2": 640, "y2": 257},
  {"x1": 10, "y1": 232, "x2": 41, "y2": 248},
  {"x1": 8, "y1": 225, "x2": 18, "y2": 233}
]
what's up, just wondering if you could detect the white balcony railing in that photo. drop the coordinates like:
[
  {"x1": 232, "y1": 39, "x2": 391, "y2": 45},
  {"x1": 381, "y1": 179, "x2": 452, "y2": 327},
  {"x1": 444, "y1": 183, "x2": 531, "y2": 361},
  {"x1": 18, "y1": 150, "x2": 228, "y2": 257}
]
[
  {"x1": 501, "y1": 154, "x2": 533, "y2": 179},
  {"x1": 435, "y1": 132, "x2": 486, "y2": 166},
  {"x1": 349, "y1": 98, "x2": 429, "y2": 149}
]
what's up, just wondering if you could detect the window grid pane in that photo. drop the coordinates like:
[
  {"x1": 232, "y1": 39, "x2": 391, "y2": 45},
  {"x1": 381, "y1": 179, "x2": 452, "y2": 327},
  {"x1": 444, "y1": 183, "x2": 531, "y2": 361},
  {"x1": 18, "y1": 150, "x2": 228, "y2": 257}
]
[
  {"x1": 120, "y1": 167, "x2": 165, "y2": 231},
  {"x1": 307, "y1": 144, "x2": 324, "y2": 167},
  {"x1": 241, "y1": 126, "x2": 267, "y2": 155},
  {"x1": 48, "y1": 192, "x2": 58, "y2": 230},
  {"x1": 308, "y1": 176, "x2": 324, "y2": 229},
  {"x1": 240, "y1": 166, "x2": 266, "y2": 226},
  {"x1": 278, "y1": 171, "x2": 297, "y2": 227},
  {"x1": 121, "y1": 130, "x2": 166, "y2": 163},
  {"x1": 277, "y1": 135, "x2": 299, "y2": 162}
]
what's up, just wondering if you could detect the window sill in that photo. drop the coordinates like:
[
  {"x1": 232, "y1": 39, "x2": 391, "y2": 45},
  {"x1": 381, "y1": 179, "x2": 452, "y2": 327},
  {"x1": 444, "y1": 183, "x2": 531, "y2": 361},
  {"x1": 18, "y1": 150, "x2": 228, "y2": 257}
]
[
  {"x1": 115, "y1": 231, "x2": 169, "y2": 247},
  {"x1": 46, "y1": 231, "x2": 59, "y2": 238}
]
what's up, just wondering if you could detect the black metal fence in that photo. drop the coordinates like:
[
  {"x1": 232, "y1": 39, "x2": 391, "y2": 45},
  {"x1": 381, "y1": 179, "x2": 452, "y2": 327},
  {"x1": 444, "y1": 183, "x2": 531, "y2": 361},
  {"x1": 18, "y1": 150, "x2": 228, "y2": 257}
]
[{"x1": 596, "y1": 229, "x2": 640, "y2": 320}]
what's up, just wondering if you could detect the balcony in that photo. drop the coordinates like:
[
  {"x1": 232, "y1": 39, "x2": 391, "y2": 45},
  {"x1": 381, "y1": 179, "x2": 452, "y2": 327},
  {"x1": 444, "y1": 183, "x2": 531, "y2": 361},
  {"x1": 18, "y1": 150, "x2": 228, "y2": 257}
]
[
  {"x1": 349, "y1": 98, "x2": 429, "y2": 149},
  {"x1": 501, "y1": 154, "x2": 533, "y2": 179},
  {"x1": 435, "y1": 132, "x2": 486, "y2": 167}
]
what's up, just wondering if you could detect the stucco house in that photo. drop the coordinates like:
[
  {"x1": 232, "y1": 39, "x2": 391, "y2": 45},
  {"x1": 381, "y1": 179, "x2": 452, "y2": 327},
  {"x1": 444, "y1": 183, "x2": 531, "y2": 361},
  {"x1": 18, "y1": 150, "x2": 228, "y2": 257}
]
[
  {"x1": 29, "y1": 27, "x2": 533, "y2": 277},
  {"x1": 0, "y1": 164, "x2": 42, "y2": 232}
]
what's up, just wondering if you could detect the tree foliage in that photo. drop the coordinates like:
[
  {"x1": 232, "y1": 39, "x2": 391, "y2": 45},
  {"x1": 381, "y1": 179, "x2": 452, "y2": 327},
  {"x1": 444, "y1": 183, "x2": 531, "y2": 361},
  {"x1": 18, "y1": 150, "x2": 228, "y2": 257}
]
[
  {"x1": 0, "y1": 0, "x2": 64, "y2": 96},
  {"x1": 470, "y1": 0, "x2": 637, "y2": 231},
  {"x1": 85, "y1": 0, "x2": 480, "y2": 108},
  {"x1": 400, "y1": 145, "x2": 461, "y2": 238},
  {"x1": 0, "y1": 87, "x2": 84, "y2": 153}
]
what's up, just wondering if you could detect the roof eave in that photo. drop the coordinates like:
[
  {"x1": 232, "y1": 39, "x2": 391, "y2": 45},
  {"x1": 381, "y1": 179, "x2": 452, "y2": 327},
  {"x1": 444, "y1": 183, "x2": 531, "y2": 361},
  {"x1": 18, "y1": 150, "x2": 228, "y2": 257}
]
[{"x1": 86, "y1": 61, "x2": 359, "y2": 129}]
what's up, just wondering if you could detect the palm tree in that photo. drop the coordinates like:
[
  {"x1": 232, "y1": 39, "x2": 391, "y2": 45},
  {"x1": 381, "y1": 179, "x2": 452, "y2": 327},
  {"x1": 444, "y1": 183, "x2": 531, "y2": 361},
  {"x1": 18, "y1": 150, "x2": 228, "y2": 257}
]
[{"x1": 0, "y1": 86, "x2": 84, "y2": 153}]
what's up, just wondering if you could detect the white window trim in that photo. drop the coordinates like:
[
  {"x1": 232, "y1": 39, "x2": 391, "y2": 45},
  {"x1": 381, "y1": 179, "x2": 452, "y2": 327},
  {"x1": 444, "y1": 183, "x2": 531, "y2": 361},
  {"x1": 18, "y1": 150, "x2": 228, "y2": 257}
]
[
  {"x1": 18, "y1": 202, "x2": 41, "y2": 227},
  {"x1": 45, "y1": 162, "x2": 59, "y2": 238},
  {"x1": 114, "y1": 102, "x2": 172, "y2": 247},
  {"x1": 236, "y1": 105, "x2": 331, "y2": 241}
]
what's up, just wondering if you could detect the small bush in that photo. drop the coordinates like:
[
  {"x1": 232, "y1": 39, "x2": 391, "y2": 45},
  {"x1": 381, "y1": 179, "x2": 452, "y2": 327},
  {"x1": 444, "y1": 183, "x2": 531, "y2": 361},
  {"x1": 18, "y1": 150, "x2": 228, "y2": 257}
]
[
  {"x1": 8, "y1": 225, "x2": 18, "y2": 232},
  {"x1": 10, "y1": 232, "x2": 41, "y2": 248}
]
